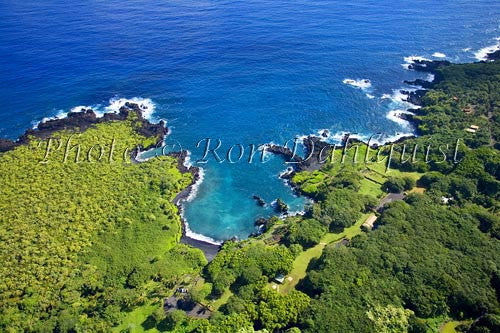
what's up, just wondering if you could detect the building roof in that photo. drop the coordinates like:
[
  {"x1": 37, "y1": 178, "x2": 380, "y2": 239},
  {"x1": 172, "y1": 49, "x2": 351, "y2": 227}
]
[
  {"x1": 362, "y1": 215, "x2": 378, "y2": 229},
  {"x1": 274, "y1": 274, "x2": 285, "y2": 284}
]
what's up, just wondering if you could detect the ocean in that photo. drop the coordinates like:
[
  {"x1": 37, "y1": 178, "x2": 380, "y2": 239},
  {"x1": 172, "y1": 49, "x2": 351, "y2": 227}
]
[{"x1": 1, "y1": 0, "x2": 499, "y2": 242}]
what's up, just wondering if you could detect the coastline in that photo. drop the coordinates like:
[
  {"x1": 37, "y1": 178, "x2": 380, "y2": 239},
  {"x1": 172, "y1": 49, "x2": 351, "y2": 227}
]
[
  {"x1": 0, "y1": 100, "x2": 167, "y2": 153},
  {"x1": 171, "y1": 155, "x2": 222, "y2": 262},
  {"x1": 174, "y1": 44, "x2": 500, "y2": 253},
  {"x1": 3, "y1": 45, "x2": 497, "y2": 261},
  {"x1": 268, "y1": 52, "x2": 495, "y2": 200}
]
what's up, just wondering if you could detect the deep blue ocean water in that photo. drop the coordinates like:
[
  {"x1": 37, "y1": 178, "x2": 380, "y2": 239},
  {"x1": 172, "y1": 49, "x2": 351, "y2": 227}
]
[{"x1": 1, "y1": 0, "x2": 499, "y2": 242}]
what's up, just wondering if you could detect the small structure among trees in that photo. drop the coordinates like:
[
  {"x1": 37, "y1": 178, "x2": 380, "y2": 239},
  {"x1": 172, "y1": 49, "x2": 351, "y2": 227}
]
[
  {"x1": 274, "y1": 273, "x2": 286, "y2": 284},
  {"x1": 362, "y1": 214, "x2": 378, "y2": 230}
]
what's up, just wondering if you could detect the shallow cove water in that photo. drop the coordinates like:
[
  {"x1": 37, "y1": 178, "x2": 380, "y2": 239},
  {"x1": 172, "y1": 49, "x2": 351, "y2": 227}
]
[{"x1": 1, "y1": 0, "x2": 500, "y2": 242}]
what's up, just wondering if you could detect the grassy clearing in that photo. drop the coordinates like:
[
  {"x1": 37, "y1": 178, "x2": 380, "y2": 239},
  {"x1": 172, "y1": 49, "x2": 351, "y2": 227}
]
[
  {"x1": 277, "y1": 213, "x2": 369, "y2": 294},
  {"x1": 114, "y1": 303, "x2": 159, "y2": 333},
  {"x1": 441, "y1": 321, "x2": 461, "y2": 333},
  {"x1": 209, "y1": 288, "x2": 234, "y2": 311},
  {"x1": 358, "y1": 178, "x2": 384, "y2": 198},
  {"x1": 410, "y1": 186, "x2": 426, "y2": 194}
]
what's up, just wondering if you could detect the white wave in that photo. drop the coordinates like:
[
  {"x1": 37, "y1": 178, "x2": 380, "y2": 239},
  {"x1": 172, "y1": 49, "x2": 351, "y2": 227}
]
[
  {"x1": 334, "y1": 132, "x2": 415, "y2": 145},
  {"x1": 177, "y1": 166, "x2": 222, "y2": 245},
  {"x1": 183, "y1": 221, "x2": 222, "y2": 245},
  {"x1": 402, "y1": 55, "x2": 431, "y2": 70},
  {"x1": 105, "y1": 97, "x2": 156, "y2": 120},
  {"x1": 432, "y1": 52, "x2": 446, "y2": 58},
  {"x1": 298, "y1": 129, "x2": 415, "y2": 146},
  {"x1": 426, "y1": 73, "x2": 435, "y2": 82},
  {"x1": 304, "y1": 127, "x2": 406, "y2": 144},
  {"x1": 293, "y1": 129, "x2": 346, "y2": 145},
  {"x1": 343, "y1": 78, "x2": 372, "y2": 90},
  {"x1": 279, "y1": 166, "x2": 294, "y2": 178},
  {"x1": 366, "y1": 93, "x2": 375, "y2": 99},
  {"x1": 31, "y1": 109, "x2": 69, "y2": 128},
  {"x1": 368, "y1": 132, "x2": 414, "y2": 145},
  {"x1": 474, "y1": 37, "x2": 500, "y2": 61},
  {"x1": 183, "y1": 150, "x2": 192, "y2": 168},
  {"x1": 462, "y1": 47, "x2": 472, "y2": 52},
  {"x1": 403, "y1": 55, "x2": 431, "y2": 64},
  {"x1": 380, "y1": 88, "x2": 420, "y2": 130},
  {"x1": 69, "y1": 105, "x2": 105, "y2": 118},
  {"x1": 386, "y1": 109, "x2": 414, "y2": 128},
  {"x1": 287, "y1": 209, "x2": 306, "y2": 217},
  {"x1": 386, "y1": 89, "x2": 415, "y2": 105},
  {"x1": 135, "y1": 146, "x2": 157, "y2": 162},
  {"x1": 185, "y1": 167, "x2": 205, "y2": 202},
  {"x1": 391, "y1": 89, "x2": 421, "y2": 108},
  {"x1": 32, "y1": 97, "x2": 157, "y2": 129},
  {"x1": 391, "y1": 89, "x2": 409, "y2": 103},
  {"x1": 308, "y1": 130, "x2": 369, "y2": 145}
]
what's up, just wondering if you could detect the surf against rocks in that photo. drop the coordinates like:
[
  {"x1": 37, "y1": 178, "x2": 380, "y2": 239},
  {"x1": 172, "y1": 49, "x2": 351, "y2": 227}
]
[{"x1": 193, "y1": 134, "x2": 465, "y2": 172}]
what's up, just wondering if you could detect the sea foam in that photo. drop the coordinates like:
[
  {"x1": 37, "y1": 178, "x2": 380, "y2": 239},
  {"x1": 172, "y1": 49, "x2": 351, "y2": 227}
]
[
  {"x1": 402, "y1": 55, "x2": 431, "y2": 69},
  {"x1": 185, "y1": 167, "x2": 205, "y2": 203},
  {"x1": 33, "y1": 97, "x2": 156, "y2": 129},
  {"x1": 178, "y1": 167, "x2": 222, "y2": 245},
  {"x1": 183, "y1": 221, "x2": 222, "y2": 245},
  {"x1": 432, "y1": 52, "x2": 446, "y2": 58},
  {"x1": 343, "y1": 78, "x2": 372, "y2": 90},
  {"x1": 386, "y1": 109, "x2": 414, "y2": 128},
  {"x1": 474, "y1": 37, "x2": 500, "y2": 61}
]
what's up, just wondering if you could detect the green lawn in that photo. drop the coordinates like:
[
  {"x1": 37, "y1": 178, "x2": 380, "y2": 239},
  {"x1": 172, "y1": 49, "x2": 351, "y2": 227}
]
[
  {"x1": 277, "y1": 213, "x2": 369, "y2": 294},
  {"x1": 366, "y1": 163, "x2": 423, "y2": 182},
  {"x1": 209, "y1": 288, "x2": 233, "y2": 311},
  {"x1": 441, "y1": 321, "x2": 461, "y2": 333},
  {"x1": 114, "y1": 303, "x2": 159, "y2": 333},
  {"x1": 358, "y1": 178, "x2": 384, "y2": 198}
]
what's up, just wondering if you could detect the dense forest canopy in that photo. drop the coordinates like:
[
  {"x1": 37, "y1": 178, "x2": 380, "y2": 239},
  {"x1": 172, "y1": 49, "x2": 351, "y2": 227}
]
[{"x1": 0, "y1": 115, "x2": 206, "y2": 331}]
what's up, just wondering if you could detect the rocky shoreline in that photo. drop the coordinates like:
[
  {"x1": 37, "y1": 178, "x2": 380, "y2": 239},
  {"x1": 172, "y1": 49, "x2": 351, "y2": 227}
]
[
  {"x1": 265, "y1": 58, "x2": 452, "y2": 201},
  {"x1": 0, "y1": 102, "x2": 168, "y2": 153},
  {"x1": 235, "y1": 49, "x2": 500, "y2": 244}
]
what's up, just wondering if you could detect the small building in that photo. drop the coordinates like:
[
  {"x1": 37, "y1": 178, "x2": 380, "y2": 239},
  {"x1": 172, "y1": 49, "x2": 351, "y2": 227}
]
[
  {"x1": 465, "y1": 128, "x2": 476, "y2": 133},
  {"x1": 470, "y1": 125, "x2": 479, "y2": 130},
  {"x1": 274, "y1": 273, "x2": 285, "y2": 284},
  {"x1": 362, "y1": 215, "x2": 378, "y2": 230}
]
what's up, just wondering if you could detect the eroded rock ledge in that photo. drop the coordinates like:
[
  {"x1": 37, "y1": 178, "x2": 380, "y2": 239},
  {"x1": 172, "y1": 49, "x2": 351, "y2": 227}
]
[{"x1": 0, "y1": 102, "x2": 167, "y2": 152}]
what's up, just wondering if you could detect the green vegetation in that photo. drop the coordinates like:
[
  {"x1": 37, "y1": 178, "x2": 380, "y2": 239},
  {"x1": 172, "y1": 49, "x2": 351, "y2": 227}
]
[
  {"x1": 0, "y1": 116, "x2": 206, "y2": 331},
  {"x1": 441, "y1": 321, "x2": 461, "y2": 333},
  {"x1": 300, "y1": 194, "x2": 499, "y2": 332},
  {"x1": 383, "y1": 176, "x2": 416, "y2": 193},
  {"x1": 278, "y1": 213, "x2": 370, "y2": 294}
]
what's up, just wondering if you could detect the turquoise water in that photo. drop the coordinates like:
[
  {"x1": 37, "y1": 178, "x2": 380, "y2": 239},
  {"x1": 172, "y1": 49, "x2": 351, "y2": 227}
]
[{"x1": 1, "y1": 0, "x2": 499, "y2": 241}]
